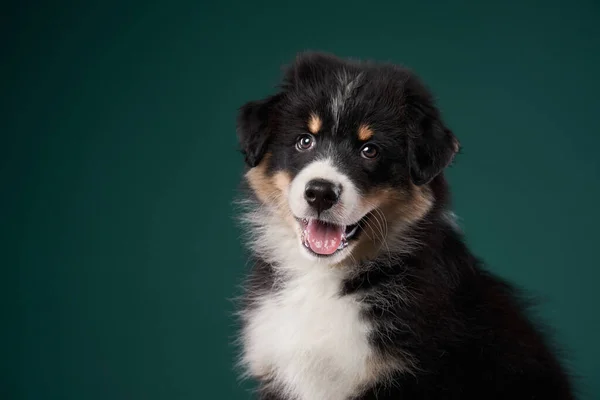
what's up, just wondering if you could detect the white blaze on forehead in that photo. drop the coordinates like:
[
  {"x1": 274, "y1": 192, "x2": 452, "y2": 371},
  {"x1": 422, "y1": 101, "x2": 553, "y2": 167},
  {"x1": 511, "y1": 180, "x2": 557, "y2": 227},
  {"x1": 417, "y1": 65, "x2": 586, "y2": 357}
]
[{"x1": 330, "y1": 70, "x2": 363, "y2": 132}]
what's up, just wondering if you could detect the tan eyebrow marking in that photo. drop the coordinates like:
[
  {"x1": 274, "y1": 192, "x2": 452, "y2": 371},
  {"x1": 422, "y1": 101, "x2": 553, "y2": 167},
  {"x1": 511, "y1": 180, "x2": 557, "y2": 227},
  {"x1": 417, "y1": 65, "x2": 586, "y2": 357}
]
[
  {"x1": 358, "y1": 124, "x2": 374, "y2": 141},
  {"x1": 308, "y1": 113, "x2": 322, "y2": 134}
]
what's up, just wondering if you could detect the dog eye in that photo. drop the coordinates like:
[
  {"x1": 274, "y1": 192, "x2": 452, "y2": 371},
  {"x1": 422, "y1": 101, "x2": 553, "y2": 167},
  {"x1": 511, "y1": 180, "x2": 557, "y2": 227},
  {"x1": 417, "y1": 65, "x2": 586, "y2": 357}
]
[
  {"x1": 296, "y1": 134, "x2": 315, "y2": 151},
  {"x1": 360, "y1": 144, "x2": 379, "y2": 159}
]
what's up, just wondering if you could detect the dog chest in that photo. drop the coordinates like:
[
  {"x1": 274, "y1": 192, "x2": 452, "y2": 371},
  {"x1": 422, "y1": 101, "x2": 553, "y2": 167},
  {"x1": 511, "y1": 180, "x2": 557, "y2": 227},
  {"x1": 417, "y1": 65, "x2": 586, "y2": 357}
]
[{"x1": 243, "y1": 266, "x2": 375, "y2": 400}]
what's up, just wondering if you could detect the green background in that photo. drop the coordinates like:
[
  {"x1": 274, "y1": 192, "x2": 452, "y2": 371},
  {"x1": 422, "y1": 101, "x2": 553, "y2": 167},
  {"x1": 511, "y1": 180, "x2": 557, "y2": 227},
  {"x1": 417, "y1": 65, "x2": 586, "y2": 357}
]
[{"x1": 4, "y1": 0, "x2": 599, "y2": 399}]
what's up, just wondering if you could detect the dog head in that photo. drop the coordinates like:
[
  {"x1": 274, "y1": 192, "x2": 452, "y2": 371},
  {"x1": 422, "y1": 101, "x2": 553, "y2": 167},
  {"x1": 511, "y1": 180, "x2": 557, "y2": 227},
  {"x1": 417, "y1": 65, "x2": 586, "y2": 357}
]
[{"x1": 237, "y1": 52, "x2": 459, "y2": 265}]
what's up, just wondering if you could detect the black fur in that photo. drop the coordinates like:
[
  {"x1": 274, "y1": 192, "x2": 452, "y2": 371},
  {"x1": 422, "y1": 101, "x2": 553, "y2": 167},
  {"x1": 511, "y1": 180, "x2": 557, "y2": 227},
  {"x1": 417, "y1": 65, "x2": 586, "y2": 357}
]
[
  {"x1": 237, "y1": 94, "x2": 281, "y2": 167},
  {"x1": 235, "y1": 52, "x2": 575, "y2": 400},
  {"x1": 341, "y1": 218, "x2": 574, "y2": 399}
]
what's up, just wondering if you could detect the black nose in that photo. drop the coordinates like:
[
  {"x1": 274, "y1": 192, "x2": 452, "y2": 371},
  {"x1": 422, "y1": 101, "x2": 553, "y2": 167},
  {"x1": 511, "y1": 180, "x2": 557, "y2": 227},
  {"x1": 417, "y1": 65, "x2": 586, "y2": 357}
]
[{"x1": 304, "y1": 179, "x2": 341, "y2": 214}]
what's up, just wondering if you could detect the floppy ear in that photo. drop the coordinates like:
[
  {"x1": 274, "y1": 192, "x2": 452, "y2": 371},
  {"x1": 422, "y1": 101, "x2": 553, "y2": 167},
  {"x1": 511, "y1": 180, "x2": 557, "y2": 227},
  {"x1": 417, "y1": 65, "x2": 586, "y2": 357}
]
[
  {"x1": 236, "y1": 94, "x2": 281, "y2": 167},
  {"x1": 408, "y1": 115, "x2": 460, "y2": 186}
]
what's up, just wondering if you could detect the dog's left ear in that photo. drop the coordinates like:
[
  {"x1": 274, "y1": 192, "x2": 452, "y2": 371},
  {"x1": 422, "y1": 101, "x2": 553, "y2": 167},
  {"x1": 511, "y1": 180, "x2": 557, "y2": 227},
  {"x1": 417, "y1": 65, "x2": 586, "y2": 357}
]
[
  {"x1": 408, "y1": 115, "x2": 460, "y2": 186},
  {"x1": 236, "y1": 94, "x2": 281, "y2": 168}
]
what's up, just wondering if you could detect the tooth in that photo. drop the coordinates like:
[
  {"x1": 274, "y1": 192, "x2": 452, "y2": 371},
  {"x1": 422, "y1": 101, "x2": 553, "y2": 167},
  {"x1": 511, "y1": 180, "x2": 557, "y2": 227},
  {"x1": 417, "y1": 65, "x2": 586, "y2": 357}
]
[{"x1": 337, "y1": 238, "x2": 349, "y2": 250}]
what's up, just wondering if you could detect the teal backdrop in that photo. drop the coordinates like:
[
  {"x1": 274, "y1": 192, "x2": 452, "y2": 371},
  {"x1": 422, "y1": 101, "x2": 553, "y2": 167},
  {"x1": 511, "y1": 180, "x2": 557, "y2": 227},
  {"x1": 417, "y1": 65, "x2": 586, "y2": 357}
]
[{"x1": 4, "y1": 0, "x2": 599, "y2": 399}]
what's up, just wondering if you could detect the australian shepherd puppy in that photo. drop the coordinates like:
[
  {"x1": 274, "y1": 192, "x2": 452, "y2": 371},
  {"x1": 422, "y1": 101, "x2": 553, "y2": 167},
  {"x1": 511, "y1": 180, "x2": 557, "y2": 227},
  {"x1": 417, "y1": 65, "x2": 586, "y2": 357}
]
[{"x1": 234, "y1": 52, "x2": 575, "y2": 400}]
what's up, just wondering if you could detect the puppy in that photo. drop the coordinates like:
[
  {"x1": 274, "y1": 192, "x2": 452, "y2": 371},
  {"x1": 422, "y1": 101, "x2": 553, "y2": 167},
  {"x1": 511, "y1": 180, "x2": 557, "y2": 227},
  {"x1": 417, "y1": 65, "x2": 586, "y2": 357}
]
[{"x1": 234, "y1": 52, "x2": 575, "y2": 400}]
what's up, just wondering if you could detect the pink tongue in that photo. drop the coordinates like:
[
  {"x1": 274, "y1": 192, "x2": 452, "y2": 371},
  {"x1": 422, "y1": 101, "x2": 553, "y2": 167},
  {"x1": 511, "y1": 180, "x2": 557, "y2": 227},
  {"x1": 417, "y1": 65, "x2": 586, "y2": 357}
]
[{"x1": 305, "y1": 220, "x2": 344, "y2": 255}]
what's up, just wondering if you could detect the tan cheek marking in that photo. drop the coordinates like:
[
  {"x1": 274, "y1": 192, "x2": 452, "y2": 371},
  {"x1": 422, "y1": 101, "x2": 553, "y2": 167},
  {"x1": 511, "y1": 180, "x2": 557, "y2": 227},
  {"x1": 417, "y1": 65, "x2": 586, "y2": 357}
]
[
  {"x1": 358, "y1": 124, "x2": 374, "y2": 141},
  {"x1": 245, "y1": 156, "x2": 296, "y2": 228},
  {"x1": 367, "y1": 184, "x2": 432, "y2": 227},
  {"x1": 245, "y1": 156, "x2": 275, "y2": 205},
  {"x1": 308, "y1": 113, "x2": 322, "y2": 134},
  {"x1": 272, "y1": 172, "x2": 296, "y2": 229},
  {"x1": 347, "y1": 184, "x2": 433, "y2": 262},
  {"x1": 273, "y1": 171, "x2": 291, "y2": 194}
]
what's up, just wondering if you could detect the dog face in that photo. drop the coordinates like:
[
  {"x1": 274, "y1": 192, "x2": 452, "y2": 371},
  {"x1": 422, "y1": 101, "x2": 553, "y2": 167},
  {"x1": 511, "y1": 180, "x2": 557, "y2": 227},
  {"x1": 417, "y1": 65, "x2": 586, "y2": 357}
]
[{"x1": 237, "y1": 53, "x2": 459, "y2": 265}]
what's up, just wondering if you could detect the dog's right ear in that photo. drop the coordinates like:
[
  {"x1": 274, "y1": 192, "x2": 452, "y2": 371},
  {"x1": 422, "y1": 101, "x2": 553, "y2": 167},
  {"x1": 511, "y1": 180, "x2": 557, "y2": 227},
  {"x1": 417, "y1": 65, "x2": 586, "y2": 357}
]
[
  {"x1": 407, "y1": 116, "x2": 460, "y2": 186},
  {"x1": 236, "y1": 94, "x2": 281, "y2": 168}
]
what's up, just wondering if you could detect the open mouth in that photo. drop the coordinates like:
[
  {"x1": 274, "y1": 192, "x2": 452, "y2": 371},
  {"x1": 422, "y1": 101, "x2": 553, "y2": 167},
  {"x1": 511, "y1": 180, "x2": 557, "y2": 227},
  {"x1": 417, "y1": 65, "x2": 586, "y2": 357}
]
[{"x1": 298, "y1": 217, "x2": 363, "y2": 257}]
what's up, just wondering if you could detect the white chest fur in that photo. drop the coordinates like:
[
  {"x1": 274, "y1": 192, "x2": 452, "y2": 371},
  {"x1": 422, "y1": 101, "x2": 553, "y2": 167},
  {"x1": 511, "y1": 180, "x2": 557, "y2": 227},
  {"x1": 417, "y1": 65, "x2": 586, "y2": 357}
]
[{"x1": 242, "y1": 261, "x2": 376, "y2": 400}]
